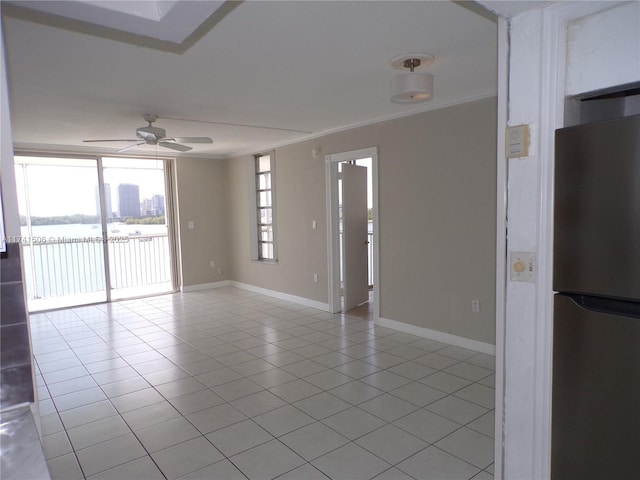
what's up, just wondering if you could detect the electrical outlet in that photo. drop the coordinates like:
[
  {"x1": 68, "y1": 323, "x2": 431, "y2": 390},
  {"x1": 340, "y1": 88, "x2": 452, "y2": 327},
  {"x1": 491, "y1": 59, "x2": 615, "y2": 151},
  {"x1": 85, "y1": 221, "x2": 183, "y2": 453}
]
[
  {"x1": 210, "y1": 260, "x2": 216, "y2": 268},
  {"x1": 472, "y1": 299, "x2": 480, "y2": 313},
  {"x1": 313, "y1": 273, "x2": 318, "y2": 283}
]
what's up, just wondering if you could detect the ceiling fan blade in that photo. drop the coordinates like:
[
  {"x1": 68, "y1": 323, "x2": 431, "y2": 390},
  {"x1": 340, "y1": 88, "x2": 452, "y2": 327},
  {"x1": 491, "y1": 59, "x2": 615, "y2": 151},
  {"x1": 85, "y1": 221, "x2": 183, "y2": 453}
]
[
  {"x1": 159, "y1": 141, "x2": 192, "y2": 152},
  {"x1": 168, "y1": 137, "x2": 213, "y2": 144},
  {"x1": 83, "y1": 139, "x2": 139, "y2": 143},
  {"x1": 116, "y1": 142, "x2": 145, "y2": 153}
]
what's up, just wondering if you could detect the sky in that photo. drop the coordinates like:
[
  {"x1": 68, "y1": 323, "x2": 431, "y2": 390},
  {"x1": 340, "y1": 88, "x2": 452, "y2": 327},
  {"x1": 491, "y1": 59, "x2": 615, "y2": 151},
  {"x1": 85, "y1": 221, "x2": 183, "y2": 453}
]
[
  {"x1": 15, "y1": 155, "x2": 373, "y2": 219},
  {"x1": 15, "y1": 156, "x2": 165, "y2": 217}
]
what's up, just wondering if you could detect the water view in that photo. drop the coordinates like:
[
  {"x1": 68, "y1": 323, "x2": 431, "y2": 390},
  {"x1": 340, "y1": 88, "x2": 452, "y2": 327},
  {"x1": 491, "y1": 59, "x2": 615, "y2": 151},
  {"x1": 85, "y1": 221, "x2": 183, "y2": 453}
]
[
  {"x1": 20, "y1": 222, "x2": 172, "y2": 308},
  {"x1": 14, "y1": 155, "x2": 174, "y2": 310}
]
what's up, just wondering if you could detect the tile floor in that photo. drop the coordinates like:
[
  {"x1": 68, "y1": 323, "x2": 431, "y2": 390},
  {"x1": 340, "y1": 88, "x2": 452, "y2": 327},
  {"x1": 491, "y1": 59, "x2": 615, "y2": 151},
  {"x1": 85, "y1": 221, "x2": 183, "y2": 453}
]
[{"x1": 31, "y1": 287, "x2": 495, "y2": 480}]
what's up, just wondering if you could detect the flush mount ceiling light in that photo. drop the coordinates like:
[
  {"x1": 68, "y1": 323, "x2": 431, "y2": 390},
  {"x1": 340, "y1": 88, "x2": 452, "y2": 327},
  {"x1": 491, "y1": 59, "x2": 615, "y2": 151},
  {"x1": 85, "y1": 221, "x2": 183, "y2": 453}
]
[{"x1": 390, "y1": 53, "x2": 434, "y2": 104}]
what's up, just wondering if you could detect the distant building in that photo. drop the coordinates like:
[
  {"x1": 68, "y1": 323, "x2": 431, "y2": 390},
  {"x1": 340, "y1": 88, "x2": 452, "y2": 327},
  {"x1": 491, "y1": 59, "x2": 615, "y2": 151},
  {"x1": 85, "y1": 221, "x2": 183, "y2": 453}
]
[
  {"x1": 140, "y1": 194, "x2": 165, "y2": 216},
  {"x1": 152, "y1": 195, "x2": 165, "y2": 215},
  {"x1": 95, "y1": 183, "x2": 113, "y2": 219},
  {"x1": 118, "y1": 184, "x2": 140, "y2": 218},
  {"x1": 140, "y1": 198, "x2": 153, "y2": 216}
]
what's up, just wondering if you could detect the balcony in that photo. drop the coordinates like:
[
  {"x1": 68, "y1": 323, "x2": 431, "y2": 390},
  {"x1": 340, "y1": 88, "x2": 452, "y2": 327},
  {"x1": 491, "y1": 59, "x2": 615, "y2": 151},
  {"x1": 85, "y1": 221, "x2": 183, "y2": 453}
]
[{"x1": 21, "y1": 231, "x2": 172, "y2": 311}]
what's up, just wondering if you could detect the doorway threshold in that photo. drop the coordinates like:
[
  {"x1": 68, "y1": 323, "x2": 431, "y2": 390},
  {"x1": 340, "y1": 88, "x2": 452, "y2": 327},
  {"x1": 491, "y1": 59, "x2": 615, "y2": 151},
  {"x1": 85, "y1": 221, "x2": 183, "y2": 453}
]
[
  {"x1": 27, "y1": 283, "x2": 175, "y2": 313},
  {"x1": 110, "y1": 282, "x2": 174, "y2": 301},
  {"x1": 28, "y1": 292, "x2": 106, "y2": 313}
]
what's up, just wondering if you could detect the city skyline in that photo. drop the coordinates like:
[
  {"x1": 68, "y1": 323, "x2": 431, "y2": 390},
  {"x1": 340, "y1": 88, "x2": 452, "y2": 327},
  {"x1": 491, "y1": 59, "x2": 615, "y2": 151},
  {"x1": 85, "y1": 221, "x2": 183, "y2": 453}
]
[
  {"x1": 95, "y1": 182, "x2": 165, "y2": 218},
  {"x1": 14, "y1": 155, "x2": 166, "y2": 218}
]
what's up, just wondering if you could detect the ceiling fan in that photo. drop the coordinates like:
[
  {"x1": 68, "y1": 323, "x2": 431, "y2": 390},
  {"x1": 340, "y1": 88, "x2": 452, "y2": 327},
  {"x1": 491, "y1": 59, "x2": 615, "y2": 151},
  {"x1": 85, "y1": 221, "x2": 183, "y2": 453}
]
[{"x1": 83, "y1": 113, "x2": 213, "y2": 152}]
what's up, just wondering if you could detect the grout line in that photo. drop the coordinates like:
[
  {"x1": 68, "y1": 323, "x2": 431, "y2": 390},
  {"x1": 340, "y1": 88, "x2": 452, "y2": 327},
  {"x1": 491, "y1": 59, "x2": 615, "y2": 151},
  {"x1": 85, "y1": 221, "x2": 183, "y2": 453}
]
[{"x1": 34, "y1": 286, "x2": 496, "y2": 480}]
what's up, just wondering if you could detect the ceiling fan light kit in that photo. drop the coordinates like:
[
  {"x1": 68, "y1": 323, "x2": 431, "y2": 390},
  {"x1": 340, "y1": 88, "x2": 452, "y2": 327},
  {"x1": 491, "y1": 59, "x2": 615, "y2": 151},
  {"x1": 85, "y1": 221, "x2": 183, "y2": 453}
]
[
  {"x1": 136, "y1": 113, "x2": 166, "y2": 143},
  {"x1": 390, "y1": 53, "x2": 435, "y2": 104},
  {"x1": 83, "y1": 113, "x2": 213, "y2": 153}
]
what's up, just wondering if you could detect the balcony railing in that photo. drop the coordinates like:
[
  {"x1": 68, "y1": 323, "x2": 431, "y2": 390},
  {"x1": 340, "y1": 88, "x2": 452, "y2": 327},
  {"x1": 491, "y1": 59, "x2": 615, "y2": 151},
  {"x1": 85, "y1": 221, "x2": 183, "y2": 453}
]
[
  {"x1": 109, "y1": 234, "x2": 171, "y2": 290},
  {"x1": 22, "y1": 233, "x2": 171, "y2": 302},
  {"x1": 22, "y1": 229, "x2": 369, "y2": 307}
]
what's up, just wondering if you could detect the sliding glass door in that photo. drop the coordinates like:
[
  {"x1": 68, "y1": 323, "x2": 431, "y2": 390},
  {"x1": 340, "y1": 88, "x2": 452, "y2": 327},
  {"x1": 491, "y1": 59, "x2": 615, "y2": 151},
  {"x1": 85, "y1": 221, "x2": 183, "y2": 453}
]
[
  {"x1": 101, "y1": 157, "x2": 173, "y2": 300},
  {"x1": 15, "y1": 156, "x2": 107, "y2": 309},
  {"x1": 15, "y1": 155, "x2": 176, "y2": 311}
]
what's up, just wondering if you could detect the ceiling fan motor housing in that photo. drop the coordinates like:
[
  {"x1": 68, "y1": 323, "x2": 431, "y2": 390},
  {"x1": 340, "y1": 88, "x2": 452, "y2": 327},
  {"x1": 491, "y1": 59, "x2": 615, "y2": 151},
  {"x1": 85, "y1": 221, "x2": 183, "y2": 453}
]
[{"x1": 136, "y1": 125, "x2": 166, "y2": 144}]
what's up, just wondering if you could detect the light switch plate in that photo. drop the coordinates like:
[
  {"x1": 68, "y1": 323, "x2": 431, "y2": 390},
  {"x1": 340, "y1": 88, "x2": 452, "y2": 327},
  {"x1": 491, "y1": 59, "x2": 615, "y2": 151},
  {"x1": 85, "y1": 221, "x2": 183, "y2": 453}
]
[
  {"x1": 506, "y1": 124, "x2": 530, "y2": 158},
  {"x1": 510, "y1": 251, "x2": 536, "y2": 283}
]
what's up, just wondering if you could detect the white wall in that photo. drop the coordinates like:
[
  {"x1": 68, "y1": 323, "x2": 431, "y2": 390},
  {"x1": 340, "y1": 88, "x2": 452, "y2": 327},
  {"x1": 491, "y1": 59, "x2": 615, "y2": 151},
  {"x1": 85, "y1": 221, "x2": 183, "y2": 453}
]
[
  {"x1": 502, "y1": 2, "x2": 639, "y2": 478},
  {"x1": 1, "y1": 21, "x2": 20, "y2": 237},
  {"x1": 566, "y1": 2, "x2": 640, "y2": 96}
]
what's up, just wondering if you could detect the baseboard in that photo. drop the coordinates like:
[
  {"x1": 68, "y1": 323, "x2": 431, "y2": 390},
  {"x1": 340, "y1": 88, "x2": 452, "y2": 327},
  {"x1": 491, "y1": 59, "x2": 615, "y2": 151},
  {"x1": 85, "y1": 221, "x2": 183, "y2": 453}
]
[
  {"x1": 181, "y1": 280, "x2": 231, "y2": 293},
  {"x1": 377, "y1": 317, "x2": 495, "y2": 355},
  {"x1": 230, "y1": 281, "x2": 330, "y2": 312},
  {"x1": 181, "y1": 283, "x2": 492, "y2": 355}
]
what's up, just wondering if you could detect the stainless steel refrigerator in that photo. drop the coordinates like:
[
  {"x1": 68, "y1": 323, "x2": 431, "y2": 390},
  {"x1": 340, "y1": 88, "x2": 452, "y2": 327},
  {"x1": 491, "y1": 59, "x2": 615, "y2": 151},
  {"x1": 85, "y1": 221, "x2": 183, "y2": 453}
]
[{"x1": 552, "y1": 114, "x2": 640, "y2": 479}]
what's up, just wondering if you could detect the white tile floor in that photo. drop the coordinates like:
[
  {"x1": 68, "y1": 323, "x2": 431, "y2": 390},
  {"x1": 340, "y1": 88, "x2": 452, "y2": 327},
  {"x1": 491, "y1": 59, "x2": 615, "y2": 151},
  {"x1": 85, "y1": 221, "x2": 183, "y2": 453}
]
[{"x1": 32, "y1": 287, "x2": 495, "y2": 480}]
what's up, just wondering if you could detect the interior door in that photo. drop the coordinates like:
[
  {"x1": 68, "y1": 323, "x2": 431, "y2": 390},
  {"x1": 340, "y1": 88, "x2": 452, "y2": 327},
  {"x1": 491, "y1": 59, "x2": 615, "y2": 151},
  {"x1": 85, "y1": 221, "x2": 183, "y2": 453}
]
[{"x1": 341, "y1": 163, "x2": 369, "y2": 311}]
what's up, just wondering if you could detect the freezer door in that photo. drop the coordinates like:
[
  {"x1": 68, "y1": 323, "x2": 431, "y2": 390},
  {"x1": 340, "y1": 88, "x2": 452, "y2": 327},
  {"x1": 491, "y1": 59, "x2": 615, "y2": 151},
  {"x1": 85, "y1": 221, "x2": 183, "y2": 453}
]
[
  {"x1": 554, "y1": 115, "x2": 640, "y2": 299},
  {"x1": 551, "y1": 294, "x2": 640, "y2": 480}
]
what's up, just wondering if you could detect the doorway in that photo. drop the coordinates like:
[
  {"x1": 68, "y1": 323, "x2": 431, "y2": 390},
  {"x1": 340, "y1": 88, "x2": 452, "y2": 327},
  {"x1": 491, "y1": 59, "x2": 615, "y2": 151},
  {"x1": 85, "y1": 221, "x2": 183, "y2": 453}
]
[
  {"x1": 325, "y1": 147, "x2": 379, "y2": 321},
  {"x1": 15, "y1": 154, "x2": 177, "y2": 311}
]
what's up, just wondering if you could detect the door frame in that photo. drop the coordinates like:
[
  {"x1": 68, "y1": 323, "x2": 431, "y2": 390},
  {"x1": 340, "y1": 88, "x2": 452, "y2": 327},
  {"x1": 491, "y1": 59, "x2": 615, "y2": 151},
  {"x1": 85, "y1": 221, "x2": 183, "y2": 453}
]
[
  {"x1": 14, "y1": 151, "x2": 179, "y2": 309},
  {"x1": 325, "y1": 146, "x2": 379, "y2": 321}
]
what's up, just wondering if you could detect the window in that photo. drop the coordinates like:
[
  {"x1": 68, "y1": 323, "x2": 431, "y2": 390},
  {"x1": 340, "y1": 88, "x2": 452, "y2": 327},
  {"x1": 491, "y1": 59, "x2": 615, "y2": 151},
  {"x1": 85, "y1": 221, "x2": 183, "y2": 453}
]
[
  {"x1": 253, "y1": 152, "x2": 276, "y2": 261},
  {"x1": 14, "y1": 154, "x2": 177, "y2": 310}
]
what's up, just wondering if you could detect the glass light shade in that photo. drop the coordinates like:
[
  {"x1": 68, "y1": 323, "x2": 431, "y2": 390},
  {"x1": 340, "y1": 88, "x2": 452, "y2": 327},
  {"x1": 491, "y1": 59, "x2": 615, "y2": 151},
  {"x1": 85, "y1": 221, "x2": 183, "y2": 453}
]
[{"x1": 390, "y1": 72, "x2": 434, "y2": 103}]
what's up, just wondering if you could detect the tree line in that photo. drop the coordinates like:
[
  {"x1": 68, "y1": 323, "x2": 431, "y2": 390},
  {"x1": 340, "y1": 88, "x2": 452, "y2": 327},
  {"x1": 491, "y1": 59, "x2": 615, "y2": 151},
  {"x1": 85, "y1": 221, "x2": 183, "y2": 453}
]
[{"x1": 20, "y1": 214, "x2": 165, "y2": 226}]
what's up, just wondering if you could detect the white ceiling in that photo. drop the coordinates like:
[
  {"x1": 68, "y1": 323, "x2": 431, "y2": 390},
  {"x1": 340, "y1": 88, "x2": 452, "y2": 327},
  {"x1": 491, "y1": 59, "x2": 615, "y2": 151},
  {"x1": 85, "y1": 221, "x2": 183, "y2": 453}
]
[
  {"x1": 4, "y1": 1, "x2": 227, "y2": 43},
  {"x1": 2, "y1": 0, "x2": 508, "y2": 159}
]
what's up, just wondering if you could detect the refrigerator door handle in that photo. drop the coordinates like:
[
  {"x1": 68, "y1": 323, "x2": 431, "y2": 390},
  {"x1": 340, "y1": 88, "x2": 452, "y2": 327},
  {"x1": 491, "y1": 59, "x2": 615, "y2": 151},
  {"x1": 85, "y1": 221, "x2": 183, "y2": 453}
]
[{"x1": 558, "y1": 293, "x2": 640, "y2": 319}]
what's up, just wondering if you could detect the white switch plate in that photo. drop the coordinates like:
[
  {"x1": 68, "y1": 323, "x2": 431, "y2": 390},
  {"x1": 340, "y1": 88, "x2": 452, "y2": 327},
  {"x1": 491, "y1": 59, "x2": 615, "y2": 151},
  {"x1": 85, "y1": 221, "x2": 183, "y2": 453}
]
[
  {"x1": 510, "y1": 251, "x2": 536, "y2": 283},
  {"x1": 506, "y1": 124, "x2": 530, "y2": 158},
  {"x1": 188, "y1": 221, "x2": 195, "y2": 230}
]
